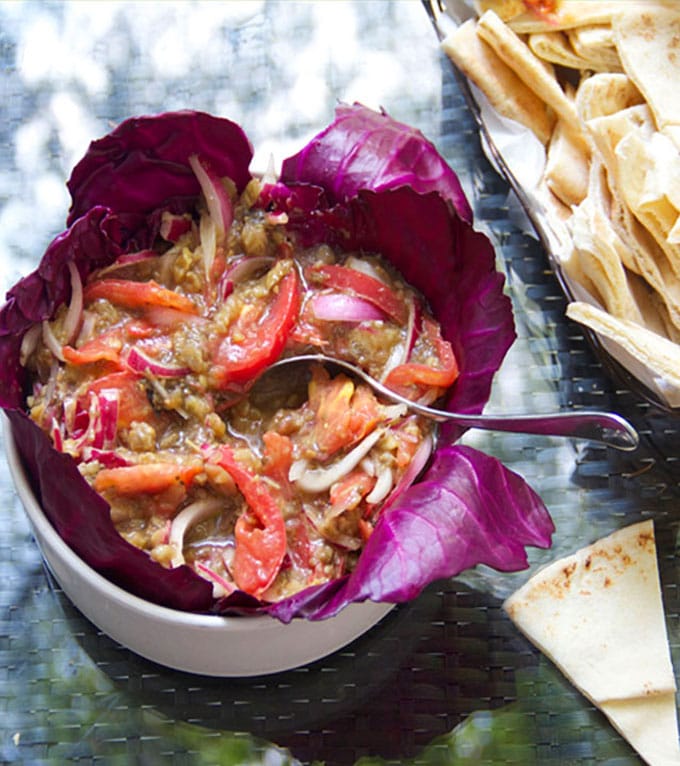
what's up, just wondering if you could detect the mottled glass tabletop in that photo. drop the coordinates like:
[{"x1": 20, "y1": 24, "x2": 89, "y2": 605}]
[{"x1": 1, "y1": 2, "x2": 679, "y2": 764}]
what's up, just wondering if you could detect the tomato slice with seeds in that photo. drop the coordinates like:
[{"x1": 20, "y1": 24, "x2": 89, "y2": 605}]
[
  {"x1": 205, "y1": 444, "x2": 286, "y2": 599},
  {"x1": 212, "y1": 269, "x2": 301, "y2": 387}
]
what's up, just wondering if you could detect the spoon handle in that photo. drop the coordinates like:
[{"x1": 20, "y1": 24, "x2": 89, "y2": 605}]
[
  {"x1": 417, "y1": 408, "x2": 639, "y2": 451},
  {"x1": 270, "y1": 355, "x2": 640, "y2": 451}
]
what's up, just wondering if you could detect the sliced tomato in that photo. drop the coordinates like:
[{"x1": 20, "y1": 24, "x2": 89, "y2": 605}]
[
  {"x1": 390, "y1": 424, "x2": 421, "y2": 469},
  {"x1": 205, "y1": 444, "x2": 286, "y2": 599},
  {"x1": 305, "y1": 367, "x2": 381, "y2": 458},
  {"x1": 62, "y1": 329, "x2": 124, "y2": 368},
  {"x1": 93, "y1": 460, "x2": 202, "y2": 496},
  {"x1": 286, "y1": 516, "x2": 315, "y2": 574},
  {"x1": 262, "y1": 431, "x2": 294, "y2": 500},
  {"x1": 329, "y1": 468, "x2": 375, "y2": 514},
  {"x1": 306, "y1": 263, "x2": 408, "y2": 325},
  {"x1": 62, "y1": 320, "x2": 159, "y2": 368},
  {"x1": 83, "y1": 278, "x2": 199, "y2": 315},
  {"x1": 212, "y1": 269, "x2": 301, "y2": 387},
  {"x1": 383, "y1": 317, "x2": 459, "y2": 391}
]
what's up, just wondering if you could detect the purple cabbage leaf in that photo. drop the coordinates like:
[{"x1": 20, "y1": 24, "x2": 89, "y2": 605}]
[{"x1": 280, "y1": 102, "x2": 473, "y2": 224}]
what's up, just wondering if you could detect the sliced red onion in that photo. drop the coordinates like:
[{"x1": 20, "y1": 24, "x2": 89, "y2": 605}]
[
  {"x1": 93, "y1": 250, "x2": 158, "y2": 279},
  {"x1": 76, "y1": 314, "x2": 98, "y2": 350},
  {"x1": 70, "y1": 389, "x2": 119, "y2": 452},
  {"x1": 365, "y1": 465, "x2": 394, "y2": 505},
  {"x1": 61, "y1": 261, "x2": 84, "y2": 345},
  {"x1": 216, "y1": 273, "x2": 234, "y2": 303},
  {"x1": 114, "y1": 249, "x2": 158, "y2": 266},
  {"x1": 68, "y1": 393, "x2": 97, "y2": 451},
  {"x1": 19, "y1": 324, "x2": 41, "y2": 366},
  {"x1": 225, "y1": 255, "x2": 275, "y2": 284},
  {"x1": 125, "y1": 346, "x2": 191, "y2": 378},
  {"x1": 405, "y1": 296, "x2": 422, "y2": 359},
  {"x1": 50, "y1": 417, "x2": 64, "y2": 452},
  {"x1": 380, "y1": 294, "x2": 418, "y2": 381},
  {"x1": 160, "y1": 211, "x2": 193, "y2": 243},
  {"x1": 195, "y1": 562, "x2": 236, "y2": 598},
  {"x1": 200, "y1": 212, "x2": 217, "y2": 282},
  {"x1": 62, "y1": 394, "x2": 78, "y2": 435},
  {"x1": 383, "y1": 432, "x2": 433, "y2": 509},
  {"x1": 215, "y1": 255, "x2": 276, "y2": 302},
  {"x1": 42, "y1": 320, "x2": 65, "y2": 362},
  {"x1": 144, "y1": 306, "x2": 207, "y2": 330},
  {"x1": 189, "y1": 154, "x2": 233, "y2": 244},
  {"x1": 290, "y1": 427, "x2": 385, "y2": 494},
  {"x1": 168, "y1": 498, "x2": 224, "y2": 567},
  {"x1": 344, "y1": 254, "x2": 387, "y2": 283},
  {"x1": 81, "y1": 447, "x2": 130, "y2": 468},
  {"x1": 96, "y1": 388, "x2": 120, "y2": 448},
  {"x1": 310, "y1": 292, "x2": 387, "y2": 322}
]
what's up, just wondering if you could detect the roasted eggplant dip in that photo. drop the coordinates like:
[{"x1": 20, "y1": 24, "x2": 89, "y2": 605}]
[{"x1": 21, "y1": 169, "x2": 458, "y2": 602}]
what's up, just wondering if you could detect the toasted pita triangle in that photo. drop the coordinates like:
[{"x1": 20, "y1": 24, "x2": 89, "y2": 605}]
[
  {"x1": 613, "y1": 7, "x2": 680, "y2": 130},
  {"x1": 504, "y1": 521, "x2": 680, "y2": 765},
  {"x1": 602, "y1": 693, "x2": 680, "y2": 766},
  {"x1": 441, "y1": 19, "x2": 555, "y2": 144}
]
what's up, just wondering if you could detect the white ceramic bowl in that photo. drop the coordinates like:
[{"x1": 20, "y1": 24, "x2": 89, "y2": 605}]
[{"x1": 3, "y1": 416, "x2": 393, "y2": 676}]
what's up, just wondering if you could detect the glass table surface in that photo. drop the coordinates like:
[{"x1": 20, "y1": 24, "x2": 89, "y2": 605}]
[{"x1": 1, "y1": 2, "x2": 679, "y2": 764}]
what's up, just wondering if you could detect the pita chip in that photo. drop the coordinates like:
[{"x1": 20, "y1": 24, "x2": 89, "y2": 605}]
[
  {"x1": 614, "y1": 129, "x2": 680, "y2": 276},
  {"x1": 504, "y1": 521, "x2": 680, "y2": 766},
  {"x1": 544, "y1": 115, "x2": 590, "y2": 208},
  {"x1": 627, "y1": 272, "x2": 680, "y2": 344},
  {"x1": 585, "y1": 103, "x2": 655, "y2": 178},
  {"x1": 441, "y1": 19, "x2": 555, "y2": 144},
  {"x1": 567, "y1": 24, "x2": 622, "y2": 72},
  {"x1": 567, "y1": 164, "x2": 641, "y2": 322},
  {"x1": 613, "y1": 7, "x2": 680, "y2": 130},
  {"x1": 566, "y1": 300, "x2": 680, "y2": 388},
  {"x1": 476, "y1": 9, "x2": 582, "y2": 132},
  {"x1": 575, "y1": 72, "x2": 643, "y2": 123},
  {"x1": 529, "y1": 31, "x2": 597, "y2": 71}
]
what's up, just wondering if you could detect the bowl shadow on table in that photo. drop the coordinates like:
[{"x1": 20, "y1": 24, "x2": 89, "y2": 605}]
[{"x1": 48, "y1": 567, "x2": 540, "y2": 763}]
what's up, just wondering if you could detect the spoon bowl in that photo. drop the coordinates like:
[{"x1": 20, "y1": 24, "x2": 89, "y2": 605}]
[{"x1": 264, "y1": 354, "x2": 640, "y2": 451}]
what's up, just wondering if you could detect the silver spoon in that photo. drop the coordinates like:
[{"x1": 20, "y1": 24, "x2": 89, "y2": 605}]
[{"x1": 266, "y1": 354, "x2": 640, "y2": 452}]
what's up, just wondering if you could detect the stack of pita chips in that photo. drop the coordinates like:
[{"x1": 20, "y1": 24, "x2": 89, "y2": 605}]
[
  {"x1": 504, "y1": 520, "x2": 680, "y2": 765},
  {"x1": 441, "y1": 1, "x2": 680, "y2": 407}
]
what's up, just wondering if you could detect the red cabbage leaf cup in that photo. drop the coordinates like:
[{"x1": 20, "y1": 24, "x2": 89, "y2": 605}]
[{"x1": 0, "y1": 105, "x2": 554, "y2": 621}]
